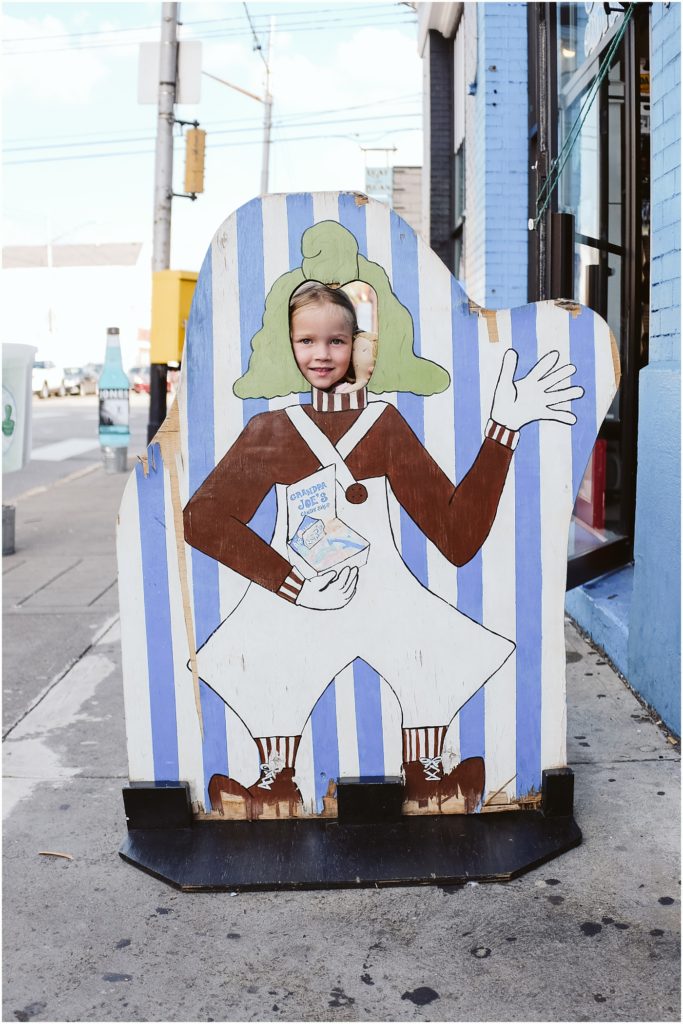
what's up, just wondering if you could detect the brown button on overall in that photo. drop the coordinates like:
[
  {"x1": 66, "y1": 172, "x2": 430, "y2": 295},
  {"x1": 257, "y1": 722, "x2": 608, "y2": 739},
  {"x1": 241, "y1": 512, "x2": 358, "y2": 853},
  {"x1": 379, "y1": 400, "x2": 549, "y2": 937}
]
[{"x1": 345, "y1": 483, "x2": 368, "y2": 504}]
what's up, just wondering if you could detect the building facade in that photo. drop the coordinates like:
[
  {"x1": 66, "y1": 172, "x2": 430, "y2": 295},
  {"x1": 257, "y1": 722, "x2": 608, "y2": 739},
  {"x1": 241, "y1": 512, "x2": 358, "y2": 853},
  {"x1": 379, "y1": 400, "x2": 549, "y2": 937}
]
[{"x1": 418, "y1": 1, "x2": 680, "y2": 734}]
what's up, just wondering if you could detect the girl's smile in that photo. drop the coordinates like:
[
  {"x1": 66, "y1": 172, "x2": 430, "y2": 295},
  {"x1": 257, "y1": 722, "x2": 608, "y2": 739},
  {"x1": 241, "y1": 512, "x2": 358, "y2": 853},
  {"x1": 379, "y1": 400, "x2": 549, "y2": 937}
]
[{"x1": 290, "y1": 302, "x2": 354, "y2": 391}]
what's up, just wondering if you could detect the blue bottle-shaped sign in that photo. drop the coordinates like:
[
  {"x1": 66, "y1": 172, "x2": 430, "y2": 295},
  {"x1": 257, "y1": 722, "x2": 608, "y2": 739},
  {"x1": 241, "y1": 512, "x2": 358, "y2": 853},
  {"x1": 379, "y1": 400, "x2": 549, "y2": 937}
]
[{"x1": 98, "y1": 327, "x2": 130, "y2": 448}]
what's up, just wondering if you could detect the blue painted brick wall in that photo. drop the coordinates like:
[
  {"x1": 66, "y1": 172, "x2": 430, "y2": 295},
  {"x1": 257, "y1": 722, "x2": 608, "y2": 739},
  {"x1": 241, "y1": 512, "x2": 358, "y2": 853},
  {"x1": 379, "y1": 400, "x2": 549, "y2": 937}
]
[
  {"x1": 648, "y1": 2, "x2": 681, "y2": 365},
  {"x1": 628, "y1": 1, "x2": 681, "y2": 734},
  {"x1": 465, "y1": 3, "x2": 528, "y2": 308}
]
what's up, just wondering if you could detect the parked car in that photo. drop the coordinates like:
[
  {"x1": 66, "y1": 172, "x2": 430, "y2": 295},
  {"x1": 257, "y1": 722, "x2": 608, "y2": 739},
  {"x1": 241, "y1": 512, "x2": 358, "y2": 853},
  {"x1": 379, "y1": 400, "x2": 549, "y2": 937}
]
[
  {"x1": 62, "y1": 366, "x2": 98, "y2": 396},
  {"x1": 128, "y1": 366, "x2": 151, "y2": 394},
  {"x1": 32, "y1": 360, "x2": 66, "y2": 398},
  {"x1": 84, "y1": 362, "x2": 103, "y2": 378}
]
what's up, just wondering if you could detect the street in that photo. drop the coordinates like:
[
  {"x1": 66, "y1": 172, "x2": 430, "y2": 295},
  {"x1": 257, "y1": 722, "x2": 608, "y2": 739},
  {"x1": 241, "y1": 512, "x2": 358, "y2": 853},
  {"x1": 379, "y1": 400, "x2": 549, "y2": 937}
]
[{"x1": 3, "y1": 393, "x2": 150, "y2": 503}]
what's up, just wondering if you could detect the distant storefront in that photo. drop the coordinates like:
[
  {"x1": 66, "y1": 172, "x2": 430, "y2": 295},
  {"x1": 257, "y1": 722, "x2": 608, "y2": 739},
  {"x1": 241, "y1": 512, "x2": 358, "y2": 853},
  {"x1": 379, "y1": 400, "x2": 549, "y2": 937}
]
[{"x1": 418, "y1": 2, "x2": 680, "y2": 733}]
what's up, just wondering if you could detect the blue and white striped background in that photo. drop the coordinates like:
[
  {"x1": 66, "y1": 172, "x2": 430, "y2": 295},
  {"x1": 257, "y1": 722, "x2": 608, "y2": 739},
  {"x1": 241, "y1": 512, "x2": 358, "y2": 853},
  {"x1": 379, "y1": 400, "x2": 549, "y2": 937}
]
[{"x1": 117, "y1": 192, "x2": 618, "y2": 815}]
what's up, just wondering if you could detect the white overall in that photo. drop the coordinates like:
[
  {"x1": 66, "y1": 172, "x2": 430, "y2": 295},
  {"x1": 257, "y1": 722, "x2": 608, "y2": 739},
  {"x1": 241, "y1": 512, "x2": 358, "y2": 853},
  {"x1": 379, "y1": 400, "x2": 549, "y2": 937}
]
[{"x1": 194, "y1": 402, "x2": 515, "y2": 738}]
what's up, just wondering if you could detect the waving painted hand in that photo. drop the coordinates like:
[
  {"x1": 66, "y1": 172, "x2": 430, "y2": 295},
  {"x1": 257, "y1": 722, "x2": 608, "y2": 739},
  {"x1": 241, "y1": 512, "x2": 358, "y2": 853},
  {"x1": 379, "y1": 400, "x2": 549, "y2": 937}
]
[{"x1": 491, "y1": 349, "x2": 584, "y2": 431}]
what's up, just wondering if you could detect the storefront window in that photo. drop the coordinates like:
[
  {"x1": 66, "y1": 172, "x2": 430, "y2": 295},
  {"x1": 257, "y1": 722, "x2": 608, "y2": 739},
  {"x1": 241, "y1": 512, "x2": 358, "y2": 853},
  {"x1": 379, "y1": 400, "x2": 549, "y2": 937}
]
[
  {"x1": 556, "y1": 3, "x2": 588, "y2": 91},
  {"x1": 528, "y1": 2, "x2": 650, "y2": 587},
  {"x1": 561, "y1": 87, "x2": 600, "y2": 239}
]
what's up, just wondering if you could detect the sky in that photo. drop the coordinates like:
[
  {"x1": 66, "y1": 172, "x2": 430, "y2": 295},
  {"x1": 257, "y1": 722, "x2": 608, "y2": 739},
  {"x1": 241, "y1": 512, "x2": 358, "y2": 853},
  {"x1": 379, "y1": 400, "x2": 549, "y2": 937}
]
[{"x1": 3, "y1": 0, "x2": 423, "y2": 272}]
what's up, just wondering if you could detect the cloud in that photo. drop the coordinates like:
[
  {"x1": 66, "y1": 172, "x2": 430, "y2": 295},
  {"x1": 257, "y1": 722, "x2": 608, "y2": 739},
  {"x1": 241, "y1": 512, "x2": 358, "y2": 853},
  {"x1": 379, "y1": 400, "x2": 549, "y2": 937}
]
[
  {"x1": 2, "y1": 12, "x2": 111, "y2": 103},
  {"x1": 272, "y1": 26, "x2": 421, "y2": 113}
]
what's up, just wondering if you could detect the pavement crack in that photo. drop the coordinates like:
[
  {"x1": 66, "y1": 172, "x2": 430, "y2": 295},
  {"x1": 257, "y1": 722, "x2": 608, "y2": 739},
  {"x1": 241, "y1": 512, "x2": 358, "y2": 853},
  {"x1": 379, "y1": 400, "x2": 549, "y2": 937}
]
[
  {"x1": 570, "y1": 756, "x2": 680, "y2": 765},
  {"x1": 87, "y1": 578, "x2": 118, "y2": 606},
  {"x1": 2, "y1": 559, "x2": 26, "y2": 576},
  {"x1": 15, "y1": 557, "x2": 83, "y2": 606},
  {"x1": 2, "y1": 613, "x2": 119, "y2": 741},
  {"x1": 4, "y1": 773, "x2": 128, "y2": 780}
]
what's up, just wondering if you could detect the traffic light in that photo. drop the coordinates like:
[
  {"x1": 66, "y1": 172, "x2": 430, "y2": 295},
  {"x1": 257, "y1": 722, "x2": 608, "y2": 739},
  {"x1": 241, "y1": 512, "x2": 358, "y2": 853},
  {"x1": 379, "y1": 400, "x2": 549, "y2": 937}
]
[{"x1": 184, "y1": 128, "x2": 206, "y2": 195}]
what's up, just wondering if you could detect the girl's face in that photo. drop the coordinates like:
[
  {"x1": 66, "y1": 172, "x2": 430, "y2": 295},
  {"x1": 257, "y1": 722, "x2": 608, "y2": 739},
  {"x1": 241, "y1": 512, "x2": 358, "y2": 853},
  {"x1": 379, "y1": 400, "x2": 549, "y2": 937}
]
[{"x1": 290, "y1": 300, "x2": 353, "y2": 391}]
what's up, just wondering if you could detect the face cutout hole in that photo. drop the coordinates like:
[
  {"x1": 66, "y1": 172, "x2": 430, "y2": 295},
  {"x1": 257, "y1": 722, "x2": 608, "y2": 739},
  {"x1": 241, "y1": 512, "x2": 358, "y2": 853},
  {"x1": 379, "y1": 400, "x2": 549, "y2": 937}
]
[{"x1": 289, "y1": 280, "x2": 378, "y2": 393}]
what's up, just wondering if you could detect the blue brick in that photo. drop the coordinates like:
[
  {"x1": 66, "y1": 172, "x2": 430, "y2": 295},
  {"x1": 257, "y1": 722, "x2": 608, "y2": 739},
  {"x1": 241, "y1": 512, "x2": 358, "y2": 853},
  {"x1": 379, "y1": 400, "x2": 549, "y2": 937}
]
[
  {"x1": 663, "y1": 116, "x2": 681, "y2": 149},
  {"x1": 651, "y1": 40, "x2": 664, "y2": 75},
  {"x1": 659, "y1": 306, "x2": 681, "y2": 336},
  {"x1": 650, "y1": 336, "x2": 676, "y2": 363},
  {"x1": 650, "y1": 309, "x2": 662, "y2": 336},
  {"x1": 662, "y1": 142, "x2": 681, "y2": 174},
  {"x1": 652, "y1": 280, "x2": 673, "y2": 310},
  {"x1": 654, "y1": 224, "x2": 678, "y2": 257},
  {"x1": 651, "y1": 102, "x2": 664, "y2": 130},
  {"x1": 662, "y1": 86, "x2": 681, "y2": 121},
  {"x1": 662, "y1": 30, "x2": 681, "y2": 67},
  {"x1": 659, "y1": 199, "x2": 680, "y2": 231},
  {"x1": 661, "y1": 250, "x2": 682, "y2": 282},
  {"x1": 658, "y1": 169, "x2": 678, "y2": 199}
]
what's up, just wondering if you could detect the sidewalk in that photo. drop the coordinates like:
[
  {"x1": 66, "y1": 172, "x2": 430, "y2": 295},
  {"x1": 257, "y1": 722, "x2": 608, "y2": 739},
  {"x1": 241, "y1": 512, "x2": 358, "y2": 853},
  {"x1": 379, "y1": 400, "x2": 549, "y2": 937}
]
[{"x1": 3, "y1": 465, "x2": 680, "y2": 1023}]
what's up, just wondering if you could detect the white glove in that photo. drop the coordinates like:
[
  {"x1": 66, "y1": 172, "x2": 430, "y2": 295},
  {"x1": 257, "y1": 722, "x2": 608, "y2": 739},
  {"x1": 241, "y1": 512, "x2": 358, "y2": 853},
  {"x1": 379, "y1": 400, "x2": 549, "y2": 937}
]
[
  {"x1": 491, "y1": 349, "x2": 584, "y2": 431},
  {"x1": 296, "y1": 565, "x2": 359, "y2": 610}
]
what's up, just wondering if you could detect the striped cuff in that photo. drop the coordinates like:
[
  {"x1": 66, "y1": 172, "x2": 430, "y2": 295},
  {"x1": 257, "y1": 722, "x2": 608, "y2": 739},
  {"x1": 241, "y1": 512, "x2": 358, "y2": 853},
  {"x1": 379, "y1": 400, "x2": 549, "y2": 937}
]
[
  {"x1": 278, "y1": 567, "x2": 305, "y2": 603},
  {"x1": 485, "y1": 418, "x2": 520, "y2": 451}
]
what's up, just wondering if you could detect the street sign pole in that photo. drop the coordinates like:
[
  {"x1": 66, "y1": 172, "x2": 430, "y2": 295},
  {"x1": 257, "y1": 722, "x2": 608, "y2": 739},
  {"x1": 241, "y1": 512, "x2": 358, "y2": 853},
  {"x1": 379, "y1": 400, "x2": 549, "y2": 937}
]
[{"x1": 148, "y1": 2, "x2": 179, "y2": 444}]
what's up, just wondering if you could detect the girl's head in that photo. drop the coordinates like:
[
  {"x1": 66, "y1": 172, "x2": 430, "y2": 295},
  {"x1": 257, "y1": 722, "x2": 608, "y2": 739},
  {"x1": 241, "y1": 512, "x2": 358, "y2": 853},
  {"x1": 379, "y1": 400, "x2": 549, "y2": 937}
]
[{"x1": 289, "y1": 282, "x2": 358, "y2": 391}]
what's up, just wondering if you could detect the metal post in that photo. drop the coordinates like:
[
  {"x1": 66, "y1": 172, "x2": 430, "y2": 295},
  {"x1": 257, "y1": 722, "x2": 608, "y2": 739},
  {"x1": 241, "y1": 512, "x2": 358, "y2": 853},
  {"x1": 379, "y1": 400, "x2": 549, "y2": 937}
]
[{"x1": 148, "y1": 1, "x2": 179, "y2": 444}]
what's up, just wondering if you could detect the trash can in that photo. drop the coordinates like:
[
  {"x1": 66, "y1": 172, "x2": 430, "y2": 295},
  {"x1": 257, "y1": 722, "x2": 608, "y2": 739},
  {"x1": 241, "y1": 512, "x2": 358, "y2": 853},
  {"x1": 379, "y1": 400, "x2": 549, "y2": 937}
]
[
  {"x1": 102, "y1": 445, "x2": 128, "y2": 474},
  {"x1": 2, "y1": 343, "x2": 36, "y2": 475}
]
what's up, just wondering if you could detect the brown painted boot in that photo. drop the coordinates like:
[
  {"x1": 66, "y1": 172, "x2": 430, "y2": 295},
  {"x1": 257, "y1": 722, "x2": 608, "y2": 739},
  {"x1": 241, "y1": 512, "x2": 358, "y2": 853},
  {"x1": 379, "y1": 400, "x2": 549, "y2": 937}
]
[
  {"x1": 207, "y1": 773, "x2": 253, "y2": 819},
  {"x1": 402, "y1": 756, "x2": 444, "y2": 812},
  {"x1": 247, "y1": 764, "x2": 304, "y2": 820},
  {"x1": 439, "y1": 756, "x2": 486, "y2": 813}
]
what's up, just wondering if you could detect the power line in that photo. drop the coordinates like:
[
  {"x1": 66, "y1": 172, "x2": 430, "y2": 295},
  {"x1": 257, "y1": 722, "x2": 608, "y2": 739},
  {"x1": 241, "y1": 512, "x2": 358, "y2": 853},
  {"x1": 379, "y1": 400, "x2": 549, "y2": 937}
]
[
  {"x1": 4, "y1": 111, "x2": 421, "y2": 155},
  {"x1": 5, "y1": 5, "x2": 405, "y2": 43},
  {"x1": 3, "y1": 127, "x2": 421, "y2": 166},
  {"x1": 242, "y1": 2, "x2": 269, "y2": 71},
  {"x1": 3, "y1": 13, "x2": 416, "y2": 56},
  {"x1": 4, "y1": 92, "x2": 421, "y2": 149}
]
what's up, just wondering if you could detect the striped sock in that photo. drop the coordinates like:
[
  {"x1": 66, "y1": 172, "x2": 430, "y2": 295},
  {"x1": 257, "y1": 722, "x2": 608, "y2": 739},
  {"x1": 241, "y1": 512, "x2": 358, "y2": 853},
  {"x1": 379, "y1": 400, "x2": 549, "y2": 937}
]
[
  {"x1": 255, "y1": 736, "x2": 301, "y2": 770},
  {"x1": 402, "y1": 726, "x2": 448, "y2": 763}
]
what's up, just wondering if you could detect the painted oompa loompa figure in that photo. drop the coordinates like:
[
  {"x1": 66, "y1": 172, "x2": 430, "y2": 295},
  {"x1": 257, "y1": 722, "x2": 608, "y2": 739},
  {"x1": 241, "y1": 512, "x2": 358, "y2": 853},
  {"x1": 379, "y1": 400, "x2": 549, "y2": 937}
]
[{"x1": 183, "y1": 221, "x2": 583, "y2": 819}]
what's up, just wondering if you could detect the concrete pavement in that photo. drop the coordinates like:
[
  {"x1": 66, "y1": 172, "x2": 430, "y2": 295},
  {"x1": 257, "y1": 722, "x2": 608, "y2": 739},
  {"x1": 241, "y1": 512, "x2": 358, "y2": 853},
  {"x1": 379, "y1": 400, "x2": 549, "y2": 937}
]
[{"x1": 2, "y1": 461, "x2": 680, "y2": 1023}]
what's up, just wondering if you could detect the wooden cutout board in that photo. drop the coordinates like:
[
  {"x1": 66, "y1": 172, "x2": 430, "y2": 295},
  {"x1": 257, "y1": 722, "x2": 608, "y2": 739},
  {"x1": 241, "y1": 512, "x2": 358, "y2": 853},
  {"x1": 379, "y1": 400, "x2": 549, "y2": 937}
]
[{"x1": 117, "y1": 192, "x2": 619, "y2": 820}]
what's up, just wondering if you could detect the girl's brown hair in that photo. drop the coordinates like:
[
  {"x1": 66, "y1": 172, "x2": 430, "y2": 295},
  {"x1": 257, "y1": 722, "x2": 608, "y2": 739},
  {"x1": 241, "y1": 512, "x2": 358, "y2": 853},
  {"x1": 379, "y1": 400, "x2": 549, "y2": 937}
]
[{"x1": 288, "y1": 281, "x2": 359, "y2": 338}]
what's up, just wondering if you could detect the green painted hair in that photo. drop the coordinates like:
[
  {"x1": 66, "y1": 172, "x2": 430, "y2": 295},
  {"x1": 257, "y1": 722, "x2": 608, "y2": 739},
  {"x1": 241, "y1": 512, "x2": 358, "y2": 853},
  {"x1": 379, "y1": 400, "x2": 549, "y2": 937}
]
[{"x1": 233, "y1": 220, "x2": 450, "y2": 399}]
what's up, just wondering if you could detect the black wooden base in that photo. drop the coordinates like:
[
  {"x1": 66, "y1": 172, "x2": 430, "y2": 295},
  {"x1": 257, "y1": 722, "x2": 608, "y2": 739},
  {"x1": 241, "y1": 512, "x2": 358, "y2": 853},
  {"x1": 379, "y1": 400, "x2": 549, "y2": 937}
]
[{"x1": 119, "y1": 810, "x2": 581, "y2": 892}]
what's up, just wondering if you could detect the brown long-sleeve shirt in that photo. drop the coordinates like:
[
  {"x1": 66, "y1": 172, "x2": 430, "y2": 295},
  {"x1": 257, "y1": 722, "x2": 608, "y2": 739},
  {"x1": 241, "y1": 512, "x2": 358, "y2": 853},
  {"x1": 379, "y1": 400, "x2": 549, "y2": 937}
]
[{"x1": 183, "y1": 398, "x2": 515, "y2": 596}]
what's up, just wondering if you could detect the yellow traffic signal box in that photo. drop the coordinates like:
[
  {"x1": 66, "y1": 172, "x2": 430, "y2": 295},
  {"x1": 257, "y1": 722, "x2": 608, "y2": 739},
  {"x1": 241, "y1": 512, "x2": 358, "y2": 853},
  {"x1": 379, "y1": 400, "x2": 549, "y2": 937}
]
[{"x1": 151, "y1": 270, "x2": 198, "y2": 364}]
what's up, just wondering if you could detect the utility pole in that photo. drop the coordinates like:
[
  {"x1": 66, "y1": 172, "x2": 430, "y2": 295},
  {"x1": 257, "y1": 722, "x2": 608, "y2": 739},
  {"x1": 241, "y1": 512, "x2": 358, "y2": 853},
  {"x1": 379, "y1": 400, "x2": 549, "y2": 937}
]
[
  {"x1": 260, "y1": 19, "x2": 274, "y2": 195},
  {"x1": 148, "y1": 1, "x2": 179, "y2": 443}
]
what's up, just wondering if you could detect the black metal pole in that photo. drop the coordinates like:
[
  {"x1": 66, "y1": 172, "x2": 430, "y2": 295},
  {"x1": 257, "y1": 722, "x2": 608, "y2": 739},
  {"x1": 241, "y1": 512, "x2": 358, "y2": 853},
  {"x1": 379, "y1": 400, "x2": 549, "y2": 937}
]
[{"x1": 147, "y1": 364, "x2": 168, "y2": 444}]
